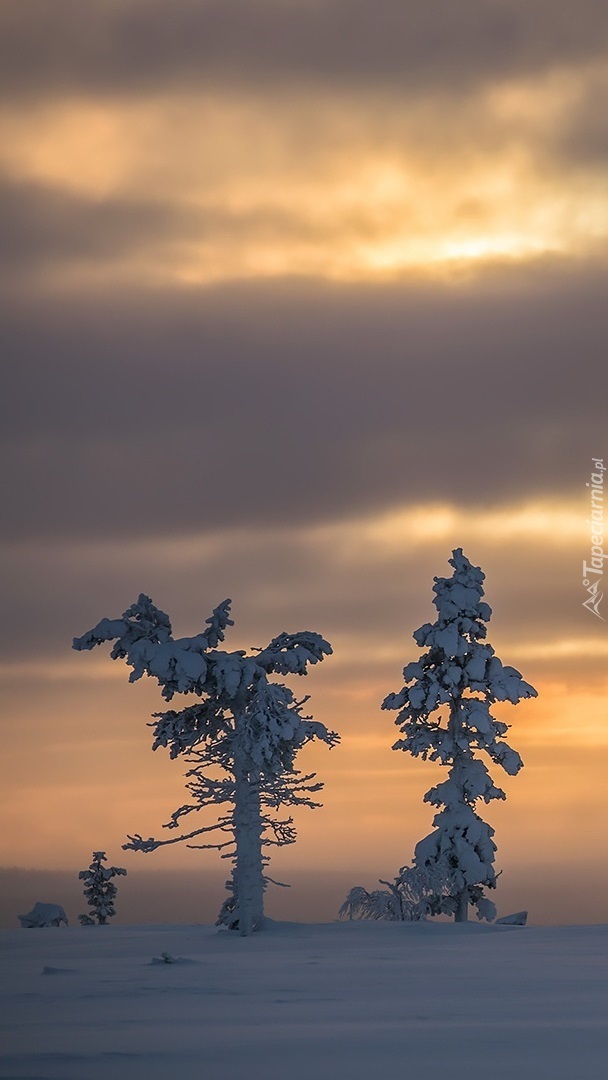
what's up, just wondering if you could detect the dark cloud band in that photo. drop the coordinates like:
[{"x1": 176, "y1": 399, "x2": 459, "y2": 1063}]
[
  {"x1": 1, "y1": 265, "x2": 605, "y2": 542},
  {"x1": 1, "y1": 0, "x2": 607, "y2": 101}
]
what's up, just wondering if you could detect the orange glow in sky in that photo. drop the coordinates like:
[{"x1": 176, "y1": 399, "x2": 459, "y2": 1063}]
[{"x1": 1, "y1": 0, "x2": 607, "y2": 925}]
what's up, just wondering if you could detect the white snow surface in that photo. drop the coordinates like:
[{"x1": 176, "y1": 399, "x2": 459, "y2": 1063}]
[{"x1": 1, "y1": 920, "x2": 607, "y2": 1080}]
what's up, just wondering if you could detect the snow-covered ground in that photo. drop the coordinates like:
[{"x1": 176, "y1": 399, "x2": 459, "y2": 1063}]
[{"x1": 1, "y1": 920, "x2": 607, "y2": 1080}]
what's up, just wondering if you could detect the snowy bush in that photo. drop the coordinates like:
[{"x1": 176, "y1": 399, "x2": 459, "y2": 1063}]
[
  {"x1": 19, "y1": 902, "x2": 68, "y2": 928},
  {"x1": 339, "y1": 881, "x2": 408, "y2": 922},
  {"x1": 382, "y1": 549, "x2": 537, "y2": 923},
  {"x1": 339, "y1": 863, "x2": 458, "y2": 922},
  {"x1": 78, "y1": 851, "x2": 127, "y2": 926},
  {"x1": 74, "y1": 594, "x2": 337, "y2": 936}
]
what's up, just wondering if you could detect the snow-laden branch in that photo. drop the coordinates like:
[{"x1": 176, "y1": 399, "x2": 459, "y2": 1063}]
[
  {"x1": 254, "y1": 631, "x2": 332, "y2": 675},
  {"x1": 124, "y1": 817, "x2": 233, "y2": 853}
]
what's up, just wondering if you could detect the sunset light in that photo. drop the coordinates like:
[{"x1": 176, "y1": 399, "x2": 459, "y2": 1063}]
[
  {"x1": 1, "y1": 0, "x2": 606, "y2": 936},
  {"x1": 2, "y1": 4, "x2": 608, "y2": 1075}
]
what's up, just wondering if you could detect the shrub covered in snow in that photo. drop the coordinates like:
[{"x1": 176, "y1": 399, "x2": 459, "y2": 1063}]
[
  {"x1": 382, "y1": 549, "x2": 537, "y2": 923},
  {"x1": 340, "y1": 863, "x2": 459, "y2": 922},
  {"x1": 78, "y1": 851, "x2": 127, "y2": 925},
  {"x1": 340, "y1": 884, "x2": 404, "y2": 922},
  {"x1": 74, "y1": 594, "x2": 336, "y2": 936},
  {"x1": 19, "y1": 902, "x2": 68, "y2": 928}
]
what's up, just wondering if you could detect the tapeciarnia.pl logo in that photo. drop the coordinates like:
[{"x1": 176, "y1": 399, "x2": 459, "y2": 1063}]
[{"x1": 582, "y1": 457, "x2": 605, "y2": 620}]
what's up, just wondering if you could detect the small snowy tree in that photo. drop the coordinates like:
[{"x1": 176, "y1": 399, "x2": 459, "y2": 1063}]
[
  {"x1": 339, "y1": 863, "x2": 458, "y2": 922},
  {"x1": 339, "y1": 883, "x2": 404, "y2": 922},
  {"x1": 73, "y1": 594, "x2": 336, "y2": 936},
  {"x1": 382, "y1": 549, "x2": 537, "y2": 923},
  {"x1": 78, "y1": 851, "x2": 127, "y2": 925}
]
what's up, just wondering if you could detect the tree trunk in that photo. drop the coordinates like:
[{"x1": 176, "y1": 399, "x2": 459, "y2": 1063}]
[
  {"x1": 449, "y1": 699, "x2": 469, "y2": 925},
  {"x1": 455, "y1": 891, "x2": 468, "y2": 923},
  {"x1": 233, "y1": 747, "x2": 265, "y2": 936}
]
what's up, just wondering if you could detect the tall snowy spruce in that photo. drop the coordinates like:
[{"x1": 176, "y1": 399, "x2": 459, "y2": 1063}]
[
  {"x1": 78, "y1": 851, "x2": 127, "y2": 926},
  {"x1": 73, "y1": 595, "x2": 336, "y2": 936},
  {"x1": 382, "y1": 549, "x2": 537, "y2": 923}
]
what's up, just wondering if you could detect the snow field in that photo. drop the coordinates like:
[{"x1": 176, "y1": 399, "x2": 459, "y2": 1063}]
[{"x1": 1, "y1": 920, "x2": 607, "y2": 1080}]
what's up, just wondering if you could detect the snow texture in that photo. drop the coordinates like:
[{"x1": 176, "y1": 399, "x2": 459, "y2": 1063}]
[
  {"x1": 73, "y1": 595, "x2": 336, "y2": 935},
  {"x1": 1, "y1": 920, "x2": 607, "y2": 1080},
  {"x1": 383, "y1": 549, "x2": 537, "y2": 922}
]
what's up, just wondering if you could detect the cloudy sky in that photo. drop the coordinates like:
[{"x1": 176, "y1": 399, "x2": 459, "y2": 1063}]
[{"x1": 1, "y1": 0, "x2": 607, "y2": 925}]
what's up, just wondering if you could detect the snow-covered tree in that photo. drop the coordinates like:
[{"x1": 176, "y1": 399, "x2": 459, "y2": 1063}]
[
  {"x1": 73, "y1": 595, "x2": 337, "y2": 936},
  {"x1": 78, "y1": 851, "x2": 127, "y2": 926},
  {"x1": 382, "y1": 549, "x2": 537, "y2": 923}
]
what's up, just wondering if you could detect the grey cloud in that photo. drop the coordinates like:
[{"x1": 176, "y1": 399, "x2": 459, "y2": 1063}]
[
  {"x1": 1, "y1": 1, "x2": 607, "y2": 102},
  {"x1": 0, "y1": 486, "x2": 599, "y2": 669},
  {"x1": 1, "y1": 263, "x2": 605, "y2": 544},
  {"x1": 0, "y1": 179, "x2": 382, "y2": 280},
  {"x1": 0, "y1": 179, "x2": 191, "y2": 270},
  {"x1": 549, "y1": 78, "x2": 608, "y2": 166}
]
